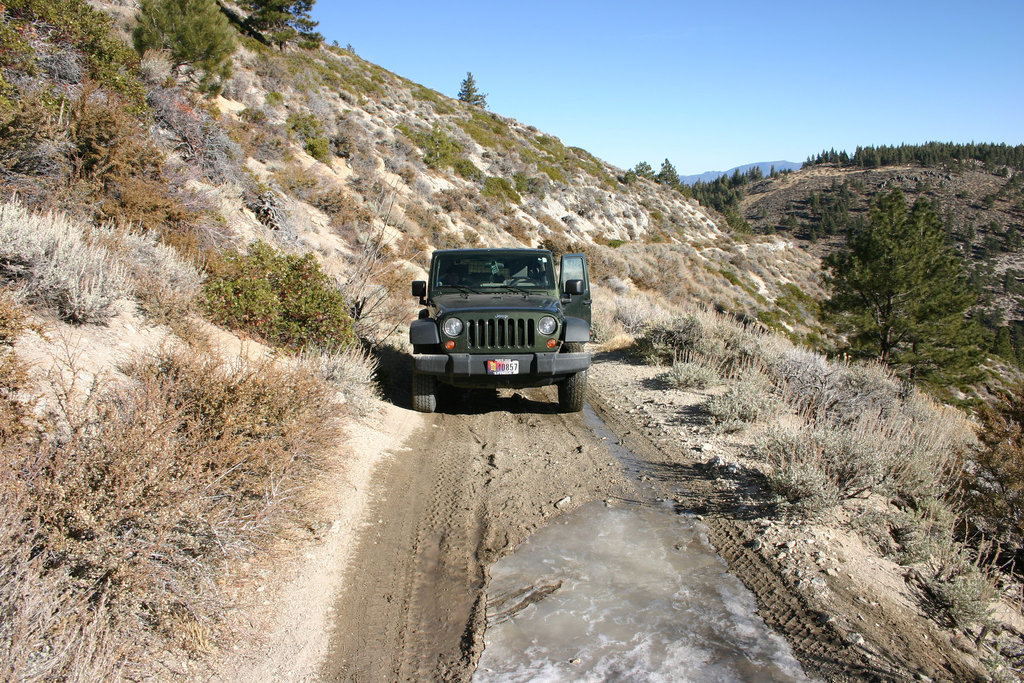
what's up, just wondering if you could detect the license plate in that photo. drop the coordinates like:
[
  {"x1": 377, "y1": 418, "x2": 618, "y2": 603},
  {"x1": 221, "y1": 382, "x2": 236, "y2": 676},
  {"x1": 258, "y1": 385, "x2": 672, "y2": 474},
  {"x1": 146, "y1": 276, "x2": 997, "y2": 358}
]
[{"x1": 486, "y1": 359, "x2": 519, "y2": 375}]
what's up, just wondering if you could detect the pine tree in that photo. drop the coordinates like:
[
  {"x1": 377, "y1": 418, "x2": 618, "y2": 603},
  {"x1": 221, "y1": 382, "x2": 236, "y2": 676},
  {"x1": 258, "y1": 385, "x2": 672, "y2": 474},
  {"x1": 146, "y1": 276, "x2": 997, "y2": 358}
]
[
  {"x1": 656, "y1": 158, "x2": 679, "y2": 186},
  {"x1": 241, "y1": 0, "x2": 321, "y2": 49},
  {"x1": 825, "y1": 188, "x2": 983, "y2": 384},
  {"x1": 457, "y1": 72, "x2": 487, "y2": 108},
  {"x1": 632, "y1": 161, "x2": 655, "y2": 179},
  {"x1": 133, "y1": 0, "x2": 236, "y2": 91}
]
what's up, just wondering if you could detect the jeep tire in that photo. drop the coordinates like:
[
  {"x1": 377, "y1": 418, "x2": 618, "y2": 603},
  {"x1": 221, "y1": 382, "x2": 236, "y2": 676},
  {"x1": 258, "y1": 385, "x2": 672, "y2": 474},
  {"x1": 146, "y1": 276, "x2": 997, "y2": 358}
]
[
  {"x1": 557, "y1": 342, "x2": 587, "y2": 413},
  {"x1": 412, "y1": 371, "x2": 437, "y2": 413}
]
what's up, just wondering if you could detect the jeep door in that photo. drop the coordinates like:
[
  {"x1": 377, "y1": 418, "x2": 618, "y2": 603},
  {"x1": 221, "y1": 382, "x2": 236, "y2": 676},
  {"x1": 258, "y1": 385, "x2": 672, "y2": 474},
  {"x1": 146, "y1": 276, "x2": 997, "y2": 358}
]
[{"x1": 559, "y1": 253, "x2": 591, "y2": 326}]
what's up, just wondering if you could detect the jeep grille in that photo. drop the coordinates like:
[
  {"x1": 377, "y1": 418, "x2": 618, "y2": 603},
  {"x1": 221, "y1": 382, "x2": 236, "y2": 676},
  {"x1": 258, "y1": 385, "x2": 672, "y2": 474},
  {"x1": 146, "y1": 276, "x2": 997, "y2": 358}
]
[{"x1": 467, "y1": 317, "x2": 536, "y2": 350}]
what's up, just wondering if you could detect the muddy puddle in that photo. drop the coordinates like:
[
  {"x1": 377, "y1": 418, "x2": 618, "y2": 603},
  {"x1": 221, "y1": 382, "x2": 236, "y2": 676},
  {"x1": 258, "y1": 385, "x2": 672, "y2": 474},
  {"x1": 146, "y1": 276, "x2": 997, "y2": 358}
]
[{"x1": 474, "y1": 408, "x2": 810, "y2": 682}]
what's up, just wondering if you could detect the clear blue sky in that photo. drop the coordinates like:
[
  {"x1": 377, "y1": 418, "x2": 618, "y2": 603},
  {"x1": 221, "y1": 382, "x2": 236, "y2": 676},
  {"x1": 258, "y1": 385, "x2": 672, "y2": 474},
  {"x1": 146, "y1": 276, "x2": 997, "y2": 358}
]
[{"x1": 312, "y1": 1, "x2": 1024, "y2": 176}]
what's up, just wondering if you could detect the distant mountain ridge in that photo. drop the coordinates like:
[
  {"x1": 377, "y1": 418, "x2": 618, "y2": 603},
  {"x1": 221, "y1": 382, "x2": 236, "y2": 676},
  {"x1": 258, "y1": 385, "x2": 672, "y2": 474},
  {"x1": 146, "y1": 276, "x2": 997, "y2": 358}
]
[{"x1": 681, "y1": 160, "x2": 801, "y2": 186}]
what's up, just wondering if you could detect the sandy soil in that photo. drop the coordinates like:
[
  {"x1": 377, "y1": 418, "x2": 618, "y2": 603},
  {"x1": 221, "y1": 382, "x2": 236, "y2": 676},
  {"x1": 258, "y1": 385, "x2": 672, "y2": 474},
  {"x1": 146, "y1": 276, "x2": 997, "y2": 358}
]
[{"x1": 213, "y1": 348, "x2": 1016, "y2": 682}]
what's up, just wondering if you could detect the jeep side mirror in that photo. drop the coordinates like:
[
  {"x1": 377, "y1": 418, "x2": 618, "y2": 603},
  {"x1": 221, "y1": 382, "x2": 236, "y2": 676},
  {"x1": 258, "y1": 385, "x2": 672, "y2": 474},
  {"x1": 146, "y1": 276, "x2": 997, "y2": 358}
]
[
  {"x1": 411, "y1": 281, "x2": 426, "y2": 298},
  {"x1": 564, "y1": 279, "x2": 585, "y2": 296}
]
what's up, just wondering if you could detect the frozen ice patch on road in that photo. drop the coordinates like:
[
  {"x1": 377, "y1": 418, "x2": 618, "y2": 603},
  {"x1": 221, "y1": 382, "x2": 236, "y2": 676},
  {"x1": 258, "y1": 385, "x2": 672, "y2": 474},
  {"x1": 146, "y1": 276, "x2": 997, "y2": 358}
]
[{"x1": 475, "y1": 503, "x2": 809, "y2": 682}]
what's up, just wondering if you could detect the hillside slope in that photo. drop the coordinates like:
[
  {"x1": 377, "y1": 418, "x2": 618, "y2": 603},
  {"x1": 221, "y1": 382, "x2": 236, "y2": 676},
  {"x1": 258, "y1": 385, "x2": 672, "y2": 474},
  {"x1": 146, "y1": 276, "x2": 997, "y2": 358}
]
[
  {"x1": 77, "y1": 1, "x2": 824, "y2": 335},
  {"x1": 739, "y1": 161, "x2": 1024, "y2": 359}
]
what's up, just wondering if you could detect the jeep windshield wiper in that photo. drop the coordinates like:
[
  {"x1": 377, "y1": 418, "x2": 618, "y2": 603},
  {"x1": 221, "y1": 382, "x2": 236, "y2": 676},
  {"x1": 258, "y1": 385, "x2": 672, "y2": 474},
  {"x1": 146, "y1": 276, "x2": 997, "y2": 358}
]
[
  {"x1": 500, "y1": 284, "x2": 532, "y2": 296},
  {"x1": 443, "y1": 284, "x2": 479, "y2": 297}
]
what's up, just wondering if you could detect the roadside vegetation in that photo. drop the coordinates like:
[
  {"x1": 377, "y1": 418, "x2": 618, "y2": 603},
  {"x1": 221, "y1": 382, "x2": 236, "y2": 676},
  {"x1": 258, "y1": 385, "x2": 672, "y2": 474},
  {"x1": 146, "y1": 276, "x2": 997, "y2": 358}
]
[
  {"x1": 0, "y1": 2, "x2": 385, "y2": 676},
  {"x1": 600, "y1": 291, "x2": 1023, "y2": 638}
]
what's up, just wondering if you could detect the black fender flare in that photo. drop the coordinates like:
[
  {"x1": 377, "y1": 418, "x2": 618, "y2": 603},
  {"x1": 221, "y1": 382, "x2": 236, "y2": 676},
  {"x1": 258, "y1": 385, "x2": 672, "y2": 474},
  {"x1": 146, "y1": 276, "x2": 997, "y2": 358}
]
[
  {"x1": 563, "y1": 316, "x2": 591, "y2": 343},
  {"x1": 410, "y1": 318, "x2": 440, "y2": 345}
]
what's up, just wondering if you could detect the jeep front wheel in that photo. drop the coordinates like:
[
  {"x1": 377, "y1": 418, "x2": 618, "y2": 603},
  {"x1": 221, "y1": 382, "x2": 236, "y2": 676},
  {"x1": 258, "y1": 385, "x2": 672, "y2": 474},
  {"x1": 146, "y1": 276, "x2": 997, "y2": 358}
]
[
  {"x1": 557, "y1": 342, "x2": 587, "y2": 413},
  {"x1": 412, "y1": 372, "x2": 437, "y2": 413},
  {"x1": 558, "y1": 370, "x2": 587, "y2": 412}
]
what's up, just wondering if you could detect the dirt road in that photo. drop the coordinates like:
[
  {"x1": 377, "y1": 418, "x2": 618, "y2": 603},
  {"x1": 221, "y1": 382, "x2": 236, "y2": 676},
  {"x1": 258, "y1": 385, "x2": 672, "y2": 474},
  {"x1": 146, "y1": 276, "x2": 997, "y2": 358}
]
[
  {"x1": 310, "y1": 353, "x2": 986, "y2": 683},
  {"x1": 320, "y1": 387, "x2": 632, "y2": 682}
]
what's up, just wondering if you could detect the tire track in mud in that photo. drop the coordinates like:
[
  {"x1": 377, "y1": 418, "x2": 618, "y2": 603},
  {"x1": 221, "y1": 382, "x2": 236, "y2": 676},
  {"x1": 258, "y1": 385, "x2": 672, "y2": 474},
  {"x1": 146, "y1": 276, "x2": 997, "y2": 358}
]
[
  {"x1": 321, "y1": 388, "x2": 629, "y2": 682},
  {"x1": 586, "y1": 389, "x2": 921, "y2": 682}
]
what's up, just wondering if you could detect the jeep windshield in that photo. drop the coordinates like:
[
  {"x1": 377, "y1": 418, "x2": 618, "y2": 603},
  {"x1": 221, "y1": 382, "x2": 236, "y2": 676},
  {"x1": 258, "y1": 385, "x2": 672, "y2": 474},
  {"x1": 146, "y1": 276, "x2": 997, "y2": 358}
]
[{"x1": 431, "y1": 251, "x2": 556, "y2": 294}]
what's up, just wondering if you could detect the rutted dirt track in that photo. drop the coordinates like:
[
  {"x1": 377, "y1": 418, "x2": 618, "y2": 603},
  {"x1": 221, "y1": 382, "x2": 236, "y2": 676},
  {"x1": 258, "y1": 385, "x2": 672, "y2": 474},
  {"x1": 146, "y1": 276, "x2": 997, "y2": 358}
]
[
  {"x1": 318, "y1": 354, "x2": 981, "y2": 682},
  {"x1": 321, "y1": 387, "x2": 632, "y2": 682}
]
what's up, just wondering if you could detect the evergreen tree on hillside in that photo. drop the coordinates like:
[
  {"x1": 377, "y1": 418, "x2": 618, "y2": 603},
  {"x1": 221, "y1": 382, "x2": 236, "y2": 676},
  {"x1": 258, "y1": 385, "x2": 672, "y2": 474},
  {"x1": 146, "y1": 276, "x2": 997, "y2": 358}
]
[
  {"x1": 134, "y1": 0, "x2": 236, "y2": 92},
  {"x1": 457, "y1": 72, "x2": 488, "y2": 108},
  {"x1": 825, "y1": 188, "x2": 982, "y2": 384},
  {"x1": 656, "y1": 158, "x2": 679, "y2": 186},
  {"x1": 632, "y1": 161, "x2": 655, "y2": 179},
  {"x1": 241, "y1": 0, "x2": 321, "y2": 49}
]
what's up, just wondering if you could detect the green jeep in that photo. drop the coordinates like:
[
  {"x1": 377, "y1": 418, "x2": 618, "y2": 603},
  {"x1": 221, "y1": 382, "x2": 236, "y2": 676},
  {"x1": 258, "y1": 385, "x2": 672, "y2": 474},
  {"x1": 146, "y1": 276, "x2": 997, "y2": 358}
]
[{"x1": 409, "y1": 248, "x2": 592, "y2": 413}]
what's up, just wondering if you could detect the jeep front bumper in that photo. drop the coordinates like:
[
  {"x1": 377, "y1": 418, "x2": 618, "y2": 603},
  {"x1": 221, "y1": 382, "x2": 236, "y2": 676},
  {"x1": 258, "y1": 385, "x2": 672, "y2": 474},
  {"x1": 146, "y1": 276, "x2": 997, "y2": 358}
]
[{"x1": 413, "y1": 351, "x2": 590, "y2": 378}]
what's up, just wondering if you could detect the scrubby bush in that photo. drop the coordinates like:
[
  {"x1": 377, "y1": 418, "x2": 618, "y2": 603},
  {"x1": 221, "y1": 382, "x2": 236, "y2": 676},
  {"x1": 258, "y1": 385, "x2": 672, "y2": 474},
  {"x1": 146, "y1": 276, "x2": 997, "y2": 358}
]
[
  {"x1": 0, "y1": 290, "x2": 32, "y2": 439},
  {"x1": 203, "y1": 241, "x2": 356, "y2": 350},
  {"x1": 758, "y1": 404, "x2": 972, "y2": 516},
  {"x1": 969, "y1": 388, "x2": 1024, "y2": 544},
  {"x1": 666, "y1": 358, "x2": 718, "y2": 390},
  {"x1": 612, "y1": 295, "x2": 670, "y2": 337},
  {"x1": 759, "y1": 421, "x2": 888, "y2": 513},
  {"x1": 147, "y1": 86, "x2": 240, "y2": 182},
  {"x1": 305, "y1": 136, "x2": 331, "y2": 163},
  {"x1": 3, "y1": 0, "x2": 146, "y2": 111},
  {"x1": 0, "y1": 344, "x2": 341, "y2": 678},
  {"x1": 926, "y1": 570, "x2": 994, "y2": 627},
  {"x1": 94, "y1": 224, "x2": 203, "y2": 320},
  {"x1": 635, "y1": 314, "x2": 704, "y2": 364},
  {"x1": 705, "y1": 375, "x2": 778, "y2": 432},
  {"x1": 482, "y1": 176, "x2": 521, "y2": 204},
  {"x1": 299, "y1": 344, "x2": 379, "y2": 412},
  {"x1": 772, "y1": 348, "x2": 902, "y2": 423},
  {"x1": 0, "y1": 200, "x2": 132, "y2": 323}
]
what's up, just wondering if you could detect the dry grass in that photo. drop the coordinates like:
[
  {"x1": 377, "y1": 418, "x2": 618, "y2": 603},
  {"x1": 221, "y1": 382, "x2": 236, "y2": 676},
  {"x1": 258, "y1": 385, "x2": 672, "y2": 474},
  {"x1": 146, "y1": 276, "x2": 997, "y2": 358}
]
[
  {"x1": 298, "y1": 343, "x2": 379, "y2": 413},
  {"x1": 93, "y1": 224, "x2": 204, "y2": 321},
  {"x1": 0, "y1": 344, "x2": 345, "y2": 679},
  {"x1": 0, "y1": 199, "x2": 132, "y2": 323}
]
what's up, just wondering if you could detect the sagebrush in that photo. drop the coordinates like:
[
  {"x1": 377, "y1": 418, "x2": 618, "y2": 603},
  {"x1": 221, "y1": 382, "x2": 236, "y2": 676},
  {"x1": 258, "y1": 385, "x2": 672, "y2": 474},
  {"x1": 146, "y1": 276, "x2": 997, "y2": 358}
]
[{"x1": 0, "y1": 344, "x2": 343, "y2": 679}]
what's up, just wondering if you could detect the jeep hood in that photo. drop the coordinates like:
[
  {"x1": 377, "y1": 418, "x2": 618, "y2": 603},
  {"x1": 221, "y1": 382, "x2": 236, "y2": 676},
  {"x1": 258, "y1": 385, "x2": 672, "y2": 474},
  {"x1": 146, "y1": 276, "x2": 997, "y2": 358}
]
[{"x1": 432, "y1": 292, "x2": 561, "y2": 315}]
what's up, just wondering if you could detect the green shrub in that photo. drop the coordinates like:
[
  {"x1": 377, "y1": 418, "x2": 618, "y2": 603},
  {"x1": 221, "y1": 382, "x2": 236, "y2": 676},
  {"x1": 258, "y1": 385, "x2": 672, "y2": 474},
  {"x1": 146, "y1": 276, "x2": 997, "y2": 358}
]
[
  {"x1": 265, "y1": 90, "x2": 284, "y2": 106},
  {"x1": 482, "y1": 176, "x2": 521, "y2": 204},
  {"x1": 240, "y1": 107, "x2": 268, "y2": 124},
  {"x1": 411, "y1": 86, "x2": 454, "y2": 114},
  {"x1": 203, "y1": 241, "x2": 356, "y2": 349},
  {"x1": 133, "y1": 0, "x2": 235, "y2": 94},
  {"x1": 537, "y1": 163, "x2": 566, "y2": 183},
  {"x1": 286, "y1": 110, "x2": 324, "y2": 140},
  {"x1": 5, "y1": 0, "x2": 146, "y2": 111},
  {"x1": 452, "y1": 157, "x2": 483, "y2": 181},
  {"x1": 304, "y1": 136, "x2": 331, "y2": 163},
  {"x1": 458, "y1": 110, "x2": 512, "y2": 150}
]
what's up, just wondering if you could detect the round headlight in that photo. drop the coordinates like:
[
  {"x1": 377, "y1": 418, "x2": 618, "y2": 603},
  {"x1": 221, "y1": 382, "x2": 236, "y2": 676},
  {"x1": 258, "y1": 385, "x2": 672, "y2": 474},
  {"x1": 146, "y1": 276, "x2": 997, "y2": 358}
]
[
  {"x1": 537, "y1": 316, "x2": 557, "y2": 336},
  {"x1": 442, "y1": 317, "x2": 464, "y2": 337}
]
